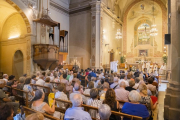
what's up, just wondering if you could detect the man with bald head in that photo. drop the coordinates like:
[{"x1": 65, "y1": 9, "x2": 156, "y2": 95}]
[
  {"x1": 70, "y1": 82, "x2": 87, "y2": 103},
  {"x1": 115, "y1": 81, "x2": 129, "y2": 108},
  {"x1": 64, "y1": 94, "x2": 92, "y2": 120},
  {"x1": 0, "y1": 79, "x2": 19, "y2": 115}
]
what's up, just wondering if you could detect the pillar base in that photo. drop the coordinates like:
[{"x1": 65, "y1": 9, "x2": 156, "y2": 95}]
[{"x1": 164, "y1": 81, "x2": 180, "y2": 120}]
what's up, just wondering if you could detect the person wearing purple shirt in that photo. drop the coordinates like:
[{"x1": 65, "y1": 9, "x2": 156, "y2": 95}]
[{"x1": 122, "y1": 90, "x2": 149, "y2": 120}]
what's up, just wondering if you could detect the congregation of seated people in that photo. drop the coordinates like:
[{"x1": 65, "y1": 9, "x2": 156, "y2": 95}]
[{"x1": 0, "y1": 67, "x2": 159, "y2": 120}]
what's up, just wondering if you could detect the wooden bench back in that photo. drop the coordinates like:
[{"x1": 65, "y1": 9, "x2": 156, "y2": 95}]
[
  {"x1": 55, "y1": 99, "x2": 143, "y2": 120},
  {"x1": 4, "y1": 85, "x2": 29, "y2": 107},
  {"x1": 30, "y1": 84, "x2": 50, "y2": 96},
  {"x1": 22, "y1": 106, "x2": 62, "y2": 120}
]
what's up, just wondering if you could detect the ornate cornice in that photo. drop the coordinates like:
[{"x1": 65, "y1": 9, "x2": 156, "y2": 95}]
[
  {"x1": 50, "y1": 0, "x2": 69, "y2": 16},
  {"x1": 0, "y1": 34, "x2": 33, "y2": 46}
]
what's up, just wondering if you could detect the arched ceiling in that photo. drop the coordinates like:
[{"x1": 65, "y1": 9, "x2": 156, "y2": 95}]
[
  {"x1": 107, "y1": 0, "x2": 167, "y2": 20},
  {"x1": 0, "y1": 0, "x2": 18, "y2": 34}
]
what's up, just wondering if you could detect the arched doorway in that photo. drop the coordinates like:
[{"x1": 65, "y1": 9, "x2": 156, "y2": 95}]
[{"x1": 13, "y1": 50, "x2": 23, "y2": 80}]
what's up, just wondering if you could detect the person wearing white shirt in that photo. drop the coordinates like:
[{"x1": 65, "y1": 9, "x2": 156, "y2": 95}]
[
  {"x1": 84, "y1": 81, "x2": 94, "y2": 95},
  {"x1": 118, "y1": 74, "x2": 129, "y2": 87},
  {"x1": 69, "y1": 71, "x2": 74, "y2": 83},
  {"x1": 2, "y1": 74, "x2": 8, "y2": 91},
  {"x1": 94, "y1": 77, "x2": 100, "y2": 88},
  {"x1": 159, "y1": 63, "x2": 166, "y2": 75},
  {"x1": 36, "y1": 75, "x2": 45, "y2": 90},
  {"x1": 55, "y1": 84, "x2": 68, "y2": 108},
  {"x1": 3, "y1": 74, "x2": 8, "y2": 83}
]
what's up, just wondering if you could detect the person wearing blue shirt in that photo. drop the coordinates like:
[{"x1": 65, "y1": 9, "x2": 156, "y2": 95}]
[
  {"x1": 64, "y1": 94, "x2": 92, "y2": 120},
  {"x1": 88, "y1": 70, "x2": 97, "y2": 78},
  {"x1": 122, "y1": 90, "x2": 149, "y2": 120}
]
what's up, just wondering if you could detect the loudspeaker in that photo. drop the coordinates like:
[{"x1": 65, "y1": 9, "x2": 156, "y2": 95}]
[{"x1": 165, "y1": 34, "x2": 171, "y2": 44}]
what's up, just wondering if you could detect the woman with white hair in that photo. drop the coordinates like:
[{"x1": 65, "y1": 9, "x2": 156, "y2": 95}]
[{"x1": 122, "y1": 90, "x2": 149, "y2": 120}]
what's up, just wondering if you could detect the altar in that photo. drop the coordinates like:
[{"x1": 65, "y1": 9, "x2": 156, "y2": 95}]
[{"x1": 127, "y1": 63, "x2": 142, "y2": 71}]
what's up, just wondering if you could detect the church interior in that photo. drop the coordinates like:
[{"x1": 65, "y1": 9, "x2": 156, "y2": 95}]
[{"x1": 0, "y1": 0, "x2": 179, "y2": 120}]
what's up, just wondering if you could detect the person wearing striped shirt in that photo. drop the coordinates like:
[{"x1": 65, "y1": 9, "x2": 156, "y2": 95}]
[{"x1": 86, "y1": 88, "x2": 102, "y2": 119}]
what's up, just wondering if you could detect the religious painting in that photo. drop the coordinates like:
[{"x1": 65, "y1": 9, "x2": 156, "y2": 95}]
[
  {"x1": 138, "y1": 23, "x2": 151, "y2": 45},
  {"x1": 139, "y1": 50, "x2": 148, "y2": 57}
]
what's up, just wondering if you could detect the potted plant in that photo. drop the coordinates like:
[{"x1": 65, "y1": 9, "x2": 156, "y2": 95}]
[
  {"x1": 120, "y1": 56, "x2": 126, "y2": 63},
  {"x1": 162, "y1": 56, "x2": 167, "y2": 64}
]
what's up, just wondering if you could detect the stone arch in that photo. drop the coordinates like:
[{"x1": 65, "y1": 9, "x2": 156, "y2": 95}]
[
  {"x1": 12, "y1": 50, "x2": 24, "y2": 79},
  {"x1": 1, "y1": 12, "x2": 27, "y2": 40},
  {"x1": 123, "y1": 0, "x2": 167, "y2": 55},
  {"x1": 5, "y1": 0, "x2": 31, "y2": 33}
]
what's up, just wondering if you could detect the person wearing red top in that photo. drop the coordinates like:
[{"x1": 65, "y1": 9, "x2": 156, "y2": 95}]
[{"x1": 86, "y1": 70, "x2": 89, "y2": 76}]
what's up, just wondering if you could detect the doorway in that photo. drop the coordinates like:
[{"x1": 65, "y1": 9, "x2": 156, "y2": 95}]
[{"x1": 13, "y1": 50, "x2": 23, "y2": 80}]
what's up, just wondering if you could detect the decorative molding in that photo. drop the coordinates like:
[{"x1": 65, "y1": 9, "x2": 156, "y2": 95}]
[
  {"x1": 26, "y1": 39, "x2": 31, "y2": 76},
  {"x1": 101, "y1": 2, "x2": 123, "y2": 25},
  {"x1": 0, "y1": 34, "x2": 33, "y2": 46},
  {"x1": 70, "y1": 6, "x2": 91, "y2": 14},
  {"x1": 50, "y1": 0, "x2": 69, "y2": 16},
  {"x1": 40, "y1": 25, "x2": 46, "y2": 37}
]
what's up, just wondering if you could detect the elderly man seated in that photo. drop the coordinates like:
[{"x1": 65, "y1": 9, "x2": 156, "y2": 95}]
[
  {"x1": 64, "y1": 94, "x2": 92, "y2": 120},
  {"x1": 115, "y1": 81, "x2": 129, "y2": 108},
  {"x1": 98, "y1": 104, "x2": 111, "y2": 120},
  {"x1": 110, "y1": 77, "x2": 119, "y2": 89},
  {"x1": 70, "y1": 82, "x2": 87, "y2": 103},
  {"x1": 0, "y1": 79, "x2": 19, "y2": 115}
]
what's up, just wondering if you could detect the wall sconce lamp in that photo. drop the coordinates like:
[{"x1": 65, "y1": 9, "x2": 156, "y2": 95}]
[
  {"x1": 117, "y1": 47, "x2": 121, "y2": 50},
  {"x1": 105, "y1": 44, "x2": 109, "y2": 47},
  {"x1": 119, "y1": 52, "x2": 121, "y2": 55},
  {"x1": 164, "y1": 46, "x2": 167, "y2": 53}
]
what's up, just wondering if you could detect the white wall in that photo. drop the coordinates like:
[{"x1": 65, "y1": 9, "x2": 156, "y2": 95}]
[
  {"x1": 69, "y1": 11, "x2": 91, "y2": 69},
  {"x1": 102, "y1": 13, "x2": 122, "y2": 66}
]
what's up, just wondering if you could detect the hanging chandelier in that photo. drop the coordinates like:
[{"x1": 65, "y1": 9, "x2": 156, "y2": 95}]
[
  {"x1": 150, "y1": 0, "x2": 158, "y2": 36},
  {"x1": 150, "y1": 23, "x2": 158, "y2": 36},
  {"x1": 116, "y1": 29, "x2": 122, "y2": 39}
]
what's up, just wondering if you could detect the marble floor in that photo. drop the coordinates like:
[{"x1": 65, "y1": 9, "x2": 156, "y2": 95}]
[{"x1": 155, "y1": 83, "x2": 167, "y2": 120}]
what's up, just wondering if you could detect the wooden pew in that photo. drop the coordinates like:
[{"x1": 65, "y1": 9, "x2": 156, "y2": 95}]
[
  {"x1": 50, "y1": 81, "x2": 61, "y2": 85},
  {"x1": 30, "y1": 84, "x2": 50, "y2": 96},
  {"x1": 55, "y1": 99, "x2": 143, "y2": 120},
  {"x1": 22, "y1": 106, "x2": 62, "y2": 120},
  {"x1": 4, "y1": 85, "x2": 29, "y2": 107}
]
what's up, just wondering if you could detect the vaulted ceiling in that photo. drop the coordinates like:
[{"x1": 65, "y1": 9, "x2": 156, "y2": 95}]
[{"x1": 0, "y1": 0, "x2": 18, "y2": 36}]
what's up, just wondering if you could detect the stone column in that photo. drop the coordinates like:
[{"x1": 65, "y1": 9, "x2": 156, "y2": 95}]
[
  {"x1": 90, "y1": 0, "x2": 103, "y2": 69},
  {"x1": 166, "y1": 0, "x2": 171, "y2": 80},
  {"x1": 164, "y1": 0, "x2": 180, "y2": 119}
]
